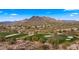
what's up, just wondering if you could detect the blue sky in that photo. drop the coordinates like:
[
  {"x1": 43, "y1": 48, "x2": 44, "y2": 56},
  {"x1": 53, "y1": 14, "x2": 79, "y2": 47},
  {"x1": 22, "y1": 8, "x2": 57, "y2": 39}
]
[{"x1": 0, "y1": 9, "x2": 79, "y2": 22}]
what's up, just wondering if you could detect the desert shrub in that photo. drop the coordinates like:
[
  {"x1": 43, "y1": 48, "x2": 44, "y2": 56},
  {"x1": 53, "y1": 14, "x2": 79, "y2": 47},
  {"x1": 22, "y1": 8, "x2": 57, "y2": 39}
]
[
  {"x1": 60, "y1": 41, "x2": 71, "y2": 49},
  {"x1": 6, "y1": 38, "x2": 16, "y2": 44},
  {"x1": 31, "y1": 36, "x2": 39, "y2": 41},
  {"x1": 47, "y1": 39, "x2": 59, "y2": 49},
  {"x1": 24, "y1": 36, "x2": 32, "y2": 41},
  {"x1": 41, "y1": 45, "x2": 50, "y2": 50},
  {"x1": 0, "y1": 36, "x2": 6, "y2": 42},
  {"x1": 39, "y1": 38, "x2": 47, "y2": 43}
]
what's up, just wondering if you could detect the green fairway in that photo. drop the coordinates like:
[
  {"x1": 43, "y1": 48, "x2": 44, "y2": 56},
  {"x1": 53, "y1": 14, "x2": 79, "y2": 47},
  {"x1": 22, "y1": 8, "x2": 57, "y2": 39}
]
[{"x1": 0, "y1": 32, "x2": 16, "y2": 37}]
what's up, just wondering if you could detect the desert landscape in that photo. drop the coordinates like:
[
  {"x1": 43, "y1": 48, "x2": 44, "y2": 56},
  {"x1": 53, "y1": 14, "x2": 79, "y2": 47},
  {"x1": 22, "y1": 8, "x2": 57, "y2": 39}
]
[{"x1": 0, "y1": 9, "x2": 79, "y2": 50}]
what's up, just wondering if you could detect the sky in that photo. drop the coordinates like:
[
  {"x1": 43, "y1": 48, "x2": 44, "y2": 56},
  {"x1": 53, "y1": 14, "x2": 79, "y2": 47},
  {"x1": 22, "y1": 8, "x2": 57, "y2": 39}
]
[{"x1": 0, "y1": 9, "x2": 79, "y2": 22}]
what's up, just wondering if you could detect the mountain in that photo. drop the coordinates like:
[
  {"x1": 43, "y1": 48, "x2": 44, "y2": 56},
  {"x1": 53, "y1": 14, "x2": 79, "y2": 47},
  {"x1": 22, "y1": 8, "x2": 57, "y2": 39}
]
[
  {"x1": 62, "y1": 20, "x2": 77, "y2": 23},
  {"x1": 1, "y1": 16, "x2": 79, "y2": 32},
  {"x1": 13, "y1": 16, "x2": 63, "y2": 26},
  {"x1": 0, "y1": 21, "x2": 15, "y2": 25},
  {"x1": 2, "y1": 16, "x2": 79, "y2": 28},
  {"x1": 29, "y1": 16, "x2": 56, "y2": 21}
]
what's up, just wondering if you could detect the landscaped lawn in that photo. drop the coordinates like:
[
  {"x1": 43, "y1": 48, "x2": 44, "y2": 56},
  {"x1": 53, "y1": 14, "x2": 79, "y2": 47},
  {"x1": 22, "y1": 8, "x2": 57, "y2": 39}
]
[
  {"x1": 5, "y1": 34, "x2": 27, "y2": 39},
  {"x1": 0, "y1": 32, "x2": 16, "y2": 37}
]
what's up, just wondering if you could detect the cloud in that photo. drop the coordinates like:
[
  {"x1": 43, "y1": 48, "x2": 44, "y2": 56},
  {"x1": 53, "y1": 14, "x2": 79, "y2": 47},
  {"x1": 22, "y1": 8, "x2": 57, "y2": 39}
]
[
  {"x1": 70, "y1": 14, "x2": 74, "y2": 16},
  {"x1": 64, "y1": 9, "x2": 78, "y2": 11},
  {"x1": 6, "y1": 16, "x2": 14, "y2": 18},
  {"x1": 10, "y1": 13, "x2": 18, "y2": 16},
  {"x1": 72, "y1": 13, "x2": 78, "y2": 15},
  {"x1": 70, "y1": 13, "x2": 78, "y2": 16}
]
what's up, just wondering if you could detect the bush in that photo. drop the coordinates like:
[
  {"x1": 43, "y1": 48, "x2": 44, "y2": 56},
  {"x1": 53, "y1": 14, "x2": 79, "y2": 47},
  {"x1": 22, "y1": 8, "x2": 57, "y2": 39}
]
[
  {"x1": 0, "y1": 36, "x2": 6, "y2": 42},
  {"x1": 6, "y1": 38, "x2": 16, "y2": 44},
  {"x1": 24, "y1": 36, "x2": 32, "y2": 41},
  {"x1": 41, "y1": 45, "x2": 49, "y2": 50},
  {"x1": 31, "y1": 36, "x2": 39, "y2": 41},
  {"x1": 39, "y1": 38, "x2": 46, "y2": 43}
]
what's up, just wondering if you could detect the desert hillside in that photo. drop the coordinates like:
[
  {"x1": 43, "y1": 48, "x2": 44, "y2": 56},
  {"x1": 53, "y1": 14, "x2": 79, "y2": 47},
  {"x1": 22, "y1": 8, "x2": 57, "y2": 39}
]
[{"x1": 0, "y1": 16, "x2": 79, "y2": 50}]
